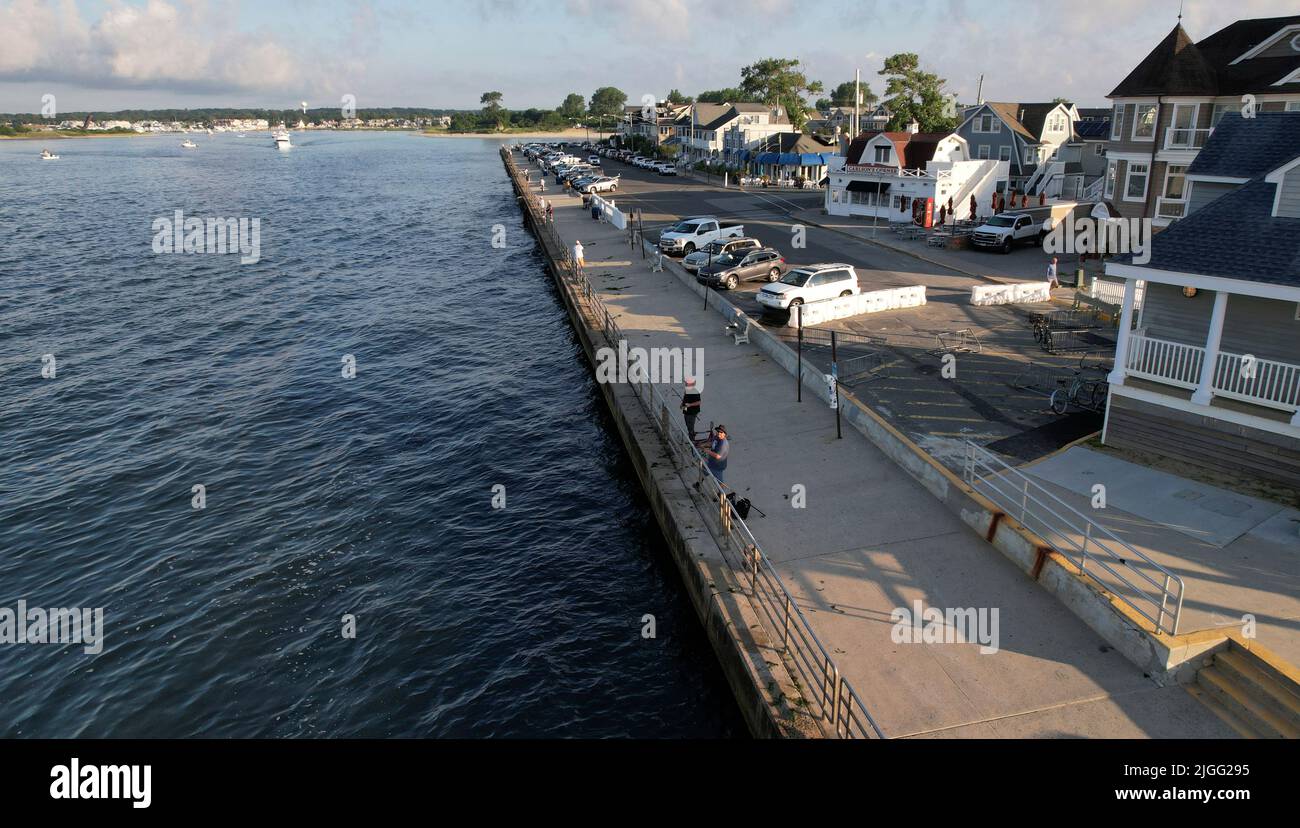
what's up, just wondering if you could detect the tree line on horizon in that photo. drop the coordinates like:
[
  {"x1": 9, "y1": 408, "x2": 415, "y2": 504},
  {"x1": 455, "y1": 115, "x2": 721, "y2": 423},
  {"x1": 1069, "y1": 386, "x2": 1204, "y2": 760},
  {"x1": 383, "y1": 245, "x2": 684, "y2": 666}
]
[
  {"x1": 458, "y1": 52, "x2": 958, "y2": 135},
  {"x1": 2, "y1": 53, "x2": 958, "y2": 136}
]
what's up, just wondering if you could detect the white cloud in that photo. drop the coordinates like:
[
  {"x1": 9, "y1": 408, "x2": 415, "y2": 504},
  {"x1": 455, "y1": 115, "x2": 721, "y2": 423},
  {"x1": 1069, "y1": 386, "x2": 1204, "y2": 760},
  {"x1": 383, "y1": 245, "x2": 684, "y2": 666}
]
[{"x1": 0, "y1": 0, "x2": 342, "y2": 96}]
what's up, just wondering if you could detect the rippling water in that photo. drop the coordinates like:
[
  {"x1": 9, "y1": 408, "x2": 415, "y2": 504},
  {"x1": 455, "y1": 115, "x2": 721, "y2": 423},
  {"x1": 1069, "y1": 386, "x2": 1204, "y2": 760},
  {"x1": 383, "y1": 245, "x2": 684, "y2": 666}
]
[{"x1": 0, "y1": 132, "x2": 743, "y2": 737}]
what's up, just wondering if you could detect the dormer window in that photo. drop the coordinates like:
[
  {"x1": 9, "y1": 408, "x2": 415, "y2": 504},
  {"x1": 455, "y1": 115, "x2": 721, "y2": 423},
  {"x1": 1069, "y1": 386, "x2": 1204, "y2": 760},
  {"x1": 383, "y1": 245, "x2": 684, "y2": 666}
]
[{"x1": 874, "y1": 145, "x2": 892, "y2": 164}]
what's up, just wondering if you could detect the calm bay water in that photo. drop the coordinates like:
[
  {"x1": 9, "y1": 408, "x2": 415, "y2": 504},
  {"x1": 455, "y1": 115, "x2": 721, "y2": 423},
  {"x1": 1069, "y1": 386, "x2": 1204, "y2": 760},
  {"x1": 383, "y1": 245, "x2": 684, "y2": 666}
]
[{"x1": 0, "y1": 132, "x2": 743, "y2": 737}]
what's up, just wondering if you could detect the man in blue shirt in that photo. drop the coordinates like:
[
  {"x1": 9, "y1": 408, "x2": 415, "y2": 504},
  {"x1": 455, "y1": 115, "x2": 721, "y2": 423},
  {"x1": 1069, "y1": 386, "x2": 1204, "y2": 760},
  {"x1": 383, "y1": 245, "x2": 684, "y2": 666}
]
[{"x1": 706, "y1": 425, "x2": 730, "y2": 484}]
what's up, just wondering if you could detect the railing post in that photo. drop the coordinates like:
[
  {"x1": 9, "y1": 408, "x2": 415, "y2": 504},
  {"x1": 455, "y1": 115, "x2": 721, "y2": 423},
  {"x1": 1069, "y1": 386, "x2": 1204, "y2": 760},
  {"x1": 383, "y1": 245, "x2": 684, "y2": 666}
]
[
  {"x1": 782, "y1": 594, "x2": 791, "y2": 650},
  {"x1": 1158, "y1": 574, "x2": 1171, "y2": 634},
  {"x1": 1020, "y1": 480, "x2": 1029, "y2": 524}
]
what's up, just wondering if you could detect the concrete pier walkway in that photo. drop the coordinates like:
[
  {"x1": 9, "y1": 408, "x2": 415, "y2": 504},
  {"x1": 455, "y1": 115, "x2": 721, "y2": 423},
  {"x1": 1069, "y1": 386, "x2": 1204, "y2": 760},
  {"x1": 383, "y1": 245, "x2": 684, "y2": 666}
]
[{"x1": 533, "y1": 164, "x2": 1235, "y2": 738}]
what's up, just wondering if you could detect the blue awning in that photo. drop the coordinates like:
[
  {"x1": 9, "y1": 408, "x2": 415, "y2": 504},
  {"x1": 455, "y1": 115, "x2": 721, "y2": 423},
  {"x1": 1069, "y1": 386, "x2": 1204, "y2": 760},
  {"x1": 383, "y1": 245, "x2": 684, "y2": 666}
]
[
  {"x1": 800, "y1": 153, "x2": 829, "y2": 166},
  {"x1": 755, "y1": 152, "x2": 780, "y2": 165}
]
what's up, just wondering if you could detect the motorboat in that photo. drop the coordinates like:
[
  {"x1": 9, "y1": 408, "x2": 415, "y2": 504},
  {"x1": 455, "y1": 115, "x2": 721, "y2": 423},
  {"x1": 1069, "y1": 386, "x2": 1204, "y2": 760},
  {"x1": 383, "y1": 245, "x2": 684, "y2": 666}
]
[
  {"x1": 40, "y1": 149, "x2": 59, "y2": 160},
  {"x1": 273, "y1": 129, "x2": 292, "y2": 150},
  {"x1": 181, "y1": 139, "x2": 198, "y2": 149}
]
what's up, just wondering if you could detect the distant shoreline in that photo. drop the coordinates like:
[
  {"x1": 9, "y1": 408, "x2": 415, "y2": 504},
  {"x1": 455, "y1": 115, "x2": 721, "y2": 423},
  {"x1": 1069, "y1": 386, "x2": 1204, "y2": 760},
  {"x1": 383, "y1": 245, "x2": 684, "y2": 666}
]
[
  {"x1": 421, "y1": 128, "x2": 594, "y2": 140},
  {"x1": 0, "y1": 131, "x2": 152, "y2": 141}
]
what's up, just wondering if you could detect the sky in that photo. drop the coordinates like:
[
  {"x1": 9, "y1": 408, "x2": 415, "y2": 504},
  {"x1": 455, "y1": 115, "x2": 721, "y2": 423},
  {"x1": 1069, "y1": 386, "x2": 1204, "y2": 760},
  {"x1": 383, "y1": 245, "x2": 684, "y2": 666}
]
[{"x1": 1, "y1": 0, "x2": 1298, "y2": 114}]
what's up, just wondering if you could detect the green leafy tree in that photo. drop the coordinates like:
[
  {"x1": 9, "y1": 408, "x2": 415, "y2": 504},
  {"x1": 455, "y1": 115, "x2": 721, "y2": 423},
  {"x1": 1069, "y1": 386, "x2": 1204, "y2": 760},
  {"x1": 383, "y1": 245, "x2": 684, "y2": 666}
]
[
  {"x1": 695, "y1": 88, "x2": 748, "y2": 104},
  {"x1": 559, "y1": 93, "x2": 586, "y2": 121},
  {"x1": 877, "y1": 53, "x2": 955, "y2": 133},
  {"x1": 666, "y1": 89, "x2": 691, "y2": 105},
  {"x1": 588, "y1": 87, "x2": 628, "y2": 120},
  {"x1": 480, "y1": 91, "x2": 508, "y2": 131},
  {"x1": 738, "y1": 57, "x2": 823, "y2": 131},
  {"x1": 829, "y1": 81, "x2": 878, "y2": 109}
]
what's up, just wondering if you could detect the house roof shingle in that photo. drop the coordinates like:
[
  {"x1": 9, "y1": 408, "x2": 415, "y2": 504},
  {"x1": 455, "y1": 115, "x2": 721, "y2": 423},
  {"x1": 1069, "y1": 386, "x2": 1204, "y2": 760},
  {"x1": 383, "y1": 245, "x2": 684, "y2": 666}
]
[
  {"x1": 1120, "y1": 175, "x2": 1300, "y2": 288},
  {"x1": 1187, "y1": 112, "x2": 1300, "y2": 179},
  {"x1": 1110, "y1": 16, "x2": 1300, "y2": 98},
  {"x1": 846, "y1": 131, "x2": 952, "y2": 168}
]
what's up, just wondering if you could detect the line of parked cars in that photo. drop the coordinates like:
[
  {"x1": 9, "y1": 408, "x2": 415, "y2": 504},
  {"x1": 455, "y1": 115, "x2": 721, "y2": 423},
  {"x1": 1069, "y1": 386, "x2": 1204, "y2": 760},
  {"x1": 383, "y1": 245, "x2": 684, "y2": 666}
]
[
  {"x1": 665, "y1": 217, "x2": 863, "y2": 311},
  {"x1": 522, "y1": 142, "x2": 621, "y2": 195},
  {"x1": 598, "y1": 145, "x2": 678, "y2": 176}
]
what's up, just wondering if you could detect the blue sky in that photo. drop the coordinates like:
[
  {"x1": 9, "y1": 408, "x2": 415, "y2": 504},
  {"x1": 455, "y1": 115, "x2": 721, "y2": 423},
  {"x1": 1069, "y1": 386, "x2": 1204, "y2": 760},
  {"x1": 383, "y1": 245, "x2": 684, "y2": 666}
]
[{"x1": 1, "y1": 0, "x2": 1296, "y2": 113}]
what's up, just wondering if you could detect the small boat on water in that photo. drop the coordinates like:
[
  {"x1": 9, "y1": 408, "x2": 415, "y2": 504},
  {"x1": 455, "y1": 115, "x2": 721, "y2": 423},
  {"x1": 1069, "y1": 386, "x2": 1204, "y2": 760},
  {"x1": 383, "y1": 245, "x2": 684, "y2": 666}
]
[
  {"x1": 40, "y1": 149, "x2": 59, "y2": 160},
  {"x1": 181, "y1": 139, "x2": 198, "y2": 149},
  {"x1": 237, "y1": 133, "x2": 247, "y2": 138},
  {"x1": 273, "y1": 129, "x2": 292, "y2": 150}
]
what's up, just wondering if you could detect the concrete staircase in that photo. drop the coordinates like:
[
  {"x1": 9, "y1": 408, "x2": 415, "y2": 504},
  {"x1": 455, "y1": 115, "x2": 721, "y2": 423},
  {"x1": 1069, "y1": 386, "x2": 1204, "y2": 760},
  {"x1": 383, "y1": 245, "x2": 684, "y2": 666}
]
[{"x1": 1191, "y1": 639, "x2": 1300, "y2": 738}]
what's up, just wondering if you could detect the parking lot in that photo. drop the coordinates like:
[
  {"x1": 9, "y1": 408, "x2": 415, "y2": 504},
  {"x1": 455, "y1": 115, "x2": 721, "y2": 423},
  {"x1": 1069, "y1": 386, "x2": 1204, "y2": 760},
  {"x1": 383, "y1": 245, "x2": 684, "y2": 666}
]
[{"x1": 542, "y1": 145, "x2": 1117, "y2": 469}]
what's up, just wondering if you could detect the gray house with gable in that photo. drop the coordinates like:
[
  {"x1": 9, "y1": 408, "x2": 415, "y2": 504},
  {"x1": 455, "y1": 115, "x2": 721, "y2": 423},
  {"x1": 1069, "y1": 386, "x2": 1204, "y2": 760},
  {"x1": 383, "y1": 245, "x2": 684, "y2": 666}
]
[{"x1": 956, "y1": 101, "x2": 1079, "y2": 194}]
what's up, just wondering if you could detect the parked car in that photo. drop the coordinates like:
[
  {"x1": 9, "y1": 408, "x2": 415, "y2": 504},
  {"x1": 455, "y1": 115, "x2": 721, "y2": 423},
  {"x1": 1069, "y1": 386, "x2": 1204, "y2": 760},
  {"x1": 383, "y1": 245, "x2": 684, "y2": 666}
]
[
  {"x1": 971, "y1": 212, "x2": 1048, "y2": 253},
  {"x1": 579, "y1": 176, "x2": 619, "y2": 194},
  {"x1": 755, "y1": 264, "x2": 860, "y2": 311},
  {"x1": 659, "y1": 216, "x2": 745, "y2": 255},
  {"x1": 588, "y1": 155, "x2": 600, "y2": 164},
  {"x1": 656, "y1": 162, "x2": 678, "y2": 176},
  {"x1": 699, "y1": 248, "x2": 787, "y2": 290},
  {"x1": 683, "y1": 238, "x2": 763, "y2": 273}
]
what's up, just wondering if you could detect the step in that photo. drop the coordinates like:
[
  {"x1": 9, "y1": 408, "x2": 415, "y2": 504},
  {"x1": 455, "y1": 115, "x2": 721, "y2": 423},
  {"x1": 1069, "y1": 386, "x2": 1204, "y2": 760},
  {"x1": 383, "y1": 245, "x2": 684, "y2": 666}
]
[
  {"x1": 1215, "y1": 649, "x2": 1300, "y2": 733},
  {"x1": 1197, "y1": 667, "x2": 1300, "y2": 739},
  {"x1": 1184, "y1": 683, "x2": 1255, "y2": 739}
]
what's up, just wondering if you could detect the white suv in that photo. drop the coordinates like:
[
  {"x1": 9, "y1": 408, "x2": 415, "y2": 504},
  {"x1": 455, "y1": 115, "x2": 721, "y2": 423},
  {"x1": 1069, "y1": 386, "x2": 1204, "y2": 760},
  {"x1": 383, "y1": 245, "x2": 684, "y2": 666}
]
[{"x1": 756, "y1": 264, "x2": 861, "y2": 311}]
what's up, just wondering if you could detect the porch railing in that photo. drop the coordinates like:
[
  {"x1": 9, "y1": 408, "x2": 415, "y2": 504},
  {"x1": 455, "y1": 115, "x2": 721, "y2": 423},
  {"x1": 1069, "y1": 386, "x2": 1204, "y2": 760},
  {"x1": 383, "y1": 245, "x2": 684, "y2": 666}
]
[
  {"x1": 1213, "y1": 351, "x2": 1300, "y2": 412},
  {"x1": 1125, "y1": 334, "x2": 1300, "y2": 415},
  {"x1": 1164, "y1": 127, "x2": 1212, "y2": 151},
  {"x1": 1155, "y1": 197, "x2": 1187, "y2": 220},
  {"x1": 1125, "y1": 334, "x2": 1203, "y2": 389}
]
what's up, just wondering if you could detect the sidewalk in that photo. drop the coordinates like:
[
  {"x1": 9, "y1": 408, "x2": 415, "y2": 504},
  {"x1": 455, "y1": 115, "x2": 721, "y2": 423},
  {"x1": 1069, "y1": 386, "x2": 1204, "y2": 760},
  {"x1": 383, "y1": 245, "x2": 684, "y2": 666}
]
[{"x1": 537, "y1": 164, "x2": 1235, "y2": 738}]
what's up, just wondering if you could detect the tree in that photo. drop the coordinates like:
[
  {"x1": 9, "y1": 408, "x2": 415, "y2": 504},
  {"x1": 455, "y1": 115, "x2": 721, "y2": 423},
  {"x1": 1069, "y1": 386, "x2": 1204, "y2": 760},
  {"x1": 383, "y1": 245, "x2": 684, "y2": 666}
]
[
  {"x1": 559, "y1": 93, "x2": 586, "y2": 121},
  {"x1": 738, "y1": 57, "x2": 823, "y2": 131},
  {"x1": 695, "y1": 88, "x2": 748, "y2": 104},
  {"x1": 666, "y1": 89, "x2": 691, "y2": 105},
  {"x1": 877, "y1": 53, "x2": 955, "y2": 133},
  {"x1": 829, "y1": 80, "x2": 878, "y2": 109},
  {"x1": 480, "y1": 91, "x2": 507, "y2": 131},
  {"x1": 588, "y1": 87, "x2": 628, "y2": 120}
]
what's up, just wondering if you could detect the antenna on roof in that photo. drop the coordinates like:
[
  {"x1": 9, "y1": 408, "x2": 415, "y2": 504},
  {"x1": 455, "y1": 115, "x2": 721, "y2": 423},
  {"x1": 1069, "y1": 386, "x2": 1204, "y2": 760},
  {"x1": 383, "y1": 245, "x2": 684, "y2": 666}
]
[{"x1": 1177, "y1": 0, "x2": 1183, "y2": 24}]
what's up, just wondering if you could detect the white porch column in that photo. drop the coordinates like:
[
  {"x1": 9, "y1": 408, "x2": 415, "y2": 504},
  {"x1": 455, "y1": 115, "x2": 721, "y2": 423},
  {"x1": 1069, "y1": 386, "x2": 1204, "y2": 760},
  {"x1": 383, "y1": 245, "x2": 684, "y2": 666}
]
[
  {"x1": 1107, "y1": 279, "x2": 1139, "y2": 387},
  {"x1": 1191, "y1": 291, "x2": 1228, "y2": 406}
]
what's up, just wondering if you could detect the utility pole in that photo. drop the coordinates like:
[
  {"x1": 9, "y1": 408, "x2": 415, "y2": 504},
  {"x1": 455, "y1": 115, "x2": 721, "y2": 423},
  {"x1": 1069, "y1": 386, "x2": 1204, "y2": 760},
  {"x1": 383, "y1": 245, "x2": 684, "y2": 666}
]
[
  {"x1": 854, "y1": 68, "x2": 861, "y2": 138},
  {"x1": 976, "y1": 74, "x2": 985, "y2": 106}
]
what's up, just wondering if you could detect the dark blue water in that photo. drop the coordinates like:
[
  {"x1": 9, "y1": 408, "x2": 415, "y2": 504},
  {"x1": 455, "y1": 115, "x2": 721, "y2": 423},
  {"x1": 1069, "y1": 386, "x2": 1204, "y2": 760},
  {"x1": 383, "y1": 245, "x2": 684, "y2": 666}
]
[{"x1": 0, "y1": 132, "x2": 743, "y2": 737}]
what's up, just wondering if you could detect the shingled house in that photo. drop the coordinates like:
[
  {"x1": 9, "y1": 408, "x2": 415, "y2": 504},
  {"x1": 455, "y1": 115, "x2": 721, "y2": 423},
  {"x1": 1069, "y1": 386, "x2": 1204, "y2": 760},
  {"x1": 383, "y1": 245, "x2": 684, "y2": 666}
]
[
  {"x1": 1103, "y1": 15, "x2": 1300, "y2": 225},
  {"x1": 1103, "y1": 113, "x2": 1300, "y2": 487}
]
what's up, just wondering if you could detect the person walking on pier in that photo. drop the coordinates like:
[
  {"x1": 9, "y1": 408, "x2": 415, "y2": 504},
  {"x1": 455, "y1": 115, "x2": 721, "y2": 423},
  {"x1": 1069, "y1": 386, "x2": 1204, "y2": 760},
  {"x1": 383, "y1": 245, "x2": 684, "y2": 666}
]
[
  {"x1": 572, "y1": 240, "x2": 585, "y2": 274},
  {"x1": 1047, "y1": 256, "x2": 1060, "y2": 290},
  {"x1": 546, "y1": 200, "x2": 554, "y2": 222},
  {"x1": 705, "y1": 425, "x2": 729, "y2": 484},
  {"x1": 681, "y1": 378, "x2": 701, "y2": 439}
]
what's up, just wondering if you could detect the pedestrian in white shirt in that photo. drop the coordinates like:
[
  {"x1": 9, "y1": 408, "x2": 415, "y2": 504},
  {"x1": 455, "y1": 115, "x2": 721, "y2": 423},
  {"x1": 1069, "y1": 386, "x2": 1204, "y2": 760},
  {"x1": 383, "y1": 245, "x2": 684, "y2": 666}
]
[
  {"x1": 1047, "y1": 256, "x2": 1060, "y2": 290},
  {"x1": 573, "y1": 240, "x2": 585, "y2": 274}
]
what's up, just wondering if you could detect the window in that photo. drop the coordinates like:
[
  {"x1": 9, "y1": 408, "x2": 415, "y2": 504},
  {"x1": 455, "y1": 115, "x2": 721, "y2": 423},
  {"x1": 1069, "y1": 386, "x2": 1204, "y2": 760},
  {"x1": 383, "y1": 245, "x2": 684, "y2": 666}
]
[
  {"x1": 874, "y1": 145, "x2": 892, "y2": 164},
  {"x1": 1094, "y1": 143, "x2": 1105, "y2": 156},
  {"x1": 977, "y1": 145, "x2": 991, "y2": 160},
  {"x1": 1287, "y1": 101, "x2": 1300, "y2": 112},
  {"x1": 999, "y1": 146, "x2": 1012, "y2": 161},
  {"x1": 1168, "y1": 103, "x2": 1199, "y2": 147},
  {"x1": 1133, "y1": 104, "x2": 1157, "y2": 140},
  {"x1": 1111, "y1": 104, "x2": 1125, "y2": 140},
  {"x1": 1024, "y1": 147, "x2": 1036, "y2": 164},
  {"x1": 1211, "y1": 103, "x2": 1234, "y2": 126},
  {"x1": 1163, "y1": 165, "x2": 1188, "y2": 201},
  {"x1": 976, "y1": 114, "x2": 1000, "y2": 133},
  {"x1": 1124, "y1": 162, "x2": 1149, "y2": 201}
]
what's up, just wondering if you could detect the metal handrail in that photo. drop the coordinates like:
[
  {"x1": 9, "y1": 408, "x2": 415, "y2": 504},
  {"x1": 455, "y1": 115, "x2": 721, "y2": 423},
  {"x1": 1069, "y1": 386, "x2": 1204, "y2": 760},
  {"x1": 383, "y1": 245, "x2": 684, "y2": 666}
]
[
  {"x1": 963, "y1": 441, "x2": 1185, "y2": 635},
  {"x1": 504, "y1": 149, "x2": 883, "y2": 737}
]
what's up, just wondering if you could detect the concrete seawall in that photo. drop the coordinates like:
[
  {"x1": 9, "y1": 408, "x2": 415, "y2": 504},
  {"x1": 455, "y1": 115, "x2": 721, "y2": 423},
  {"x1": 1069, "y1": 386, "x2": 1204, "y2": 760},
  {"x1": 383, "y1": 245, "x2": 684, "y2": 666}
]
[{"x1": 498, "y1": 149, "x2": 821, "y2": 738}]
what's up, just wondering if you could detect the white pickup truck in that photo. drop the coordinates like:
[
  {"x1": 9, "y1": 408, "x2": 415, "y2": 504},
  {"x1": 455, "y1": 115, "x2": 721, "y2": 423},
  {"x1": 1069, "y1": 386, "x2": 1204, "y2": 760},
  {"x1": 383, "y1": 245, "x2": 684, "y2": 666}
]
[
  {"x1": 658, "y1": 216, "x2": 745, "y2": 255},
  {"x1": 970, "y1": 212, "x2": 1049, "y2": 253}
]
